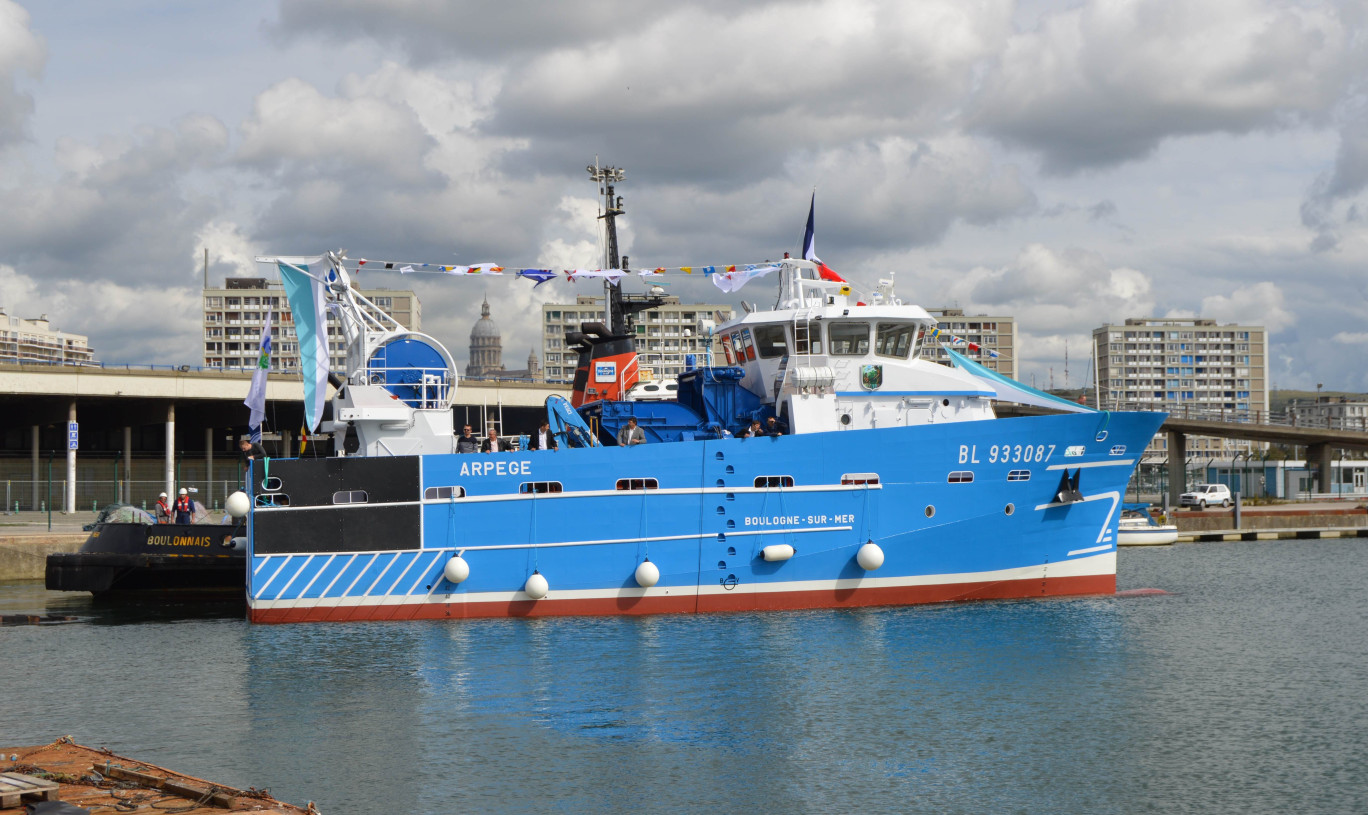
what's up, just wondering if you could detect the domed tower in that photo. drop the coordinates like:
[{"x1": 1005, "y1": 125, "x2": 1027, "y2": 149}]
[
  {"x1": 467, "y1": 295, "x2": 503, "y2": 377},
  {"x1": 526, "y1": 349, "x2": 541, "y2": 381}
]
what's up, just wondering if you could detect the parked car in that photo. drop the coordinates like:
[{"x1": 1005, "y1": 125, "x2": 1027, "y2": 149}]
[{"x1": 1180, "y1": 483, "x2": 1232, "y2": 509}]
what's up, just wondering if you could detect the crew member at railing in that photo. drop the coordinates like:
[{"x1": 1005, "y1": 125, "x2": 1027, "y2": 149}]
[
  {"x1": 528, "y1": 419, "x2": 557, "y2": 451},
  {"x1": 481, "y1": 428, "x2": 511, "y2": 453},
  {"x1": 617, "y1": 417, "x2": 646, "y2": 446},
  {"x1": 456, "y1": 425, "x2": 479, "y2": 454}
]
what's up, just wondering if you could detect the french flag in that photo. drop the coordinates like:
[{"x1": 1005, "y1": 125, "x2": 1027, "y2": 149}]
[{"x1": 801, "y1": 193, "x2": 846, "y2": 283}]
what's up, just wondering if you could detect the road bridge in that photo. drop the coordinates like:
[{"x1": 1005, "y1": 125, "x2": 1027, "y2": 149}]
[
  {"x1": 997, "y1": 402, "x2": 1368, "y2": 504},
  {"x1": 0, "y1": 362, "x2": 568, "y2": 512}
]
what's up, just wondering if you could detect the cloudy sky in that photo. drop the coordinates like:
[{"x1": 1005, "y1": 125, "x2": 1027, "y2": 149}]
[{"x1": 2, "y1": 0, "x2": 1366, "y2": 391}]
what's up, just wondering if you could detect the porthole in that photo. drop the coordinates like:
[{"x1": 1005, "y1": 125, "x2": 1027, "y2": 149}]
[
  {"x1": 1005, "y1": 503, "x2": 1015, "y2": 516},
  {"x1": 942, "y1": 399, "x2": 950, "y2": 407},
  {"x1": 840, "y1": 413, "x2": 852, "y2": 426},
  {"x1": 717, "y1": 560, "x2": 727, "y2": 569},
  {"x1": 924, "y1": 505, "x2": 935, "y2": 518},
  {"x1": 725, "y1": 465, "x2": 735, "y2": 474},
  {"x1": 726, "y1": 547, "x2": 736, "y2": 556},
  {"x1": 262, "y1": 476, "x2": 283, "y2": 492},
  {"x1": 715, "y1": 451, "x2": 725, "y2": 460},
  {"x1": 726, "y1": 520, "x2": 735, "y2": 528},
  {"x1": 716, "y1": 506, "x2": 725, "y2": 515}
]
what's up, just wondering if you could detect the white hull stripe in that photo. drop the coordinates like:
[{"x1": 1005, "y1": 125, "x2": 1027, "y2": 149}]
[
  {"x1": 250, "y1": 551, "x2": 1117, "y2": 610},
  {"x1": 251, "y1": 525, "x2": 854, "y2": 561},
  {"x1": 1046, "y1": 459, "x2": 1134, "y2": 470}
]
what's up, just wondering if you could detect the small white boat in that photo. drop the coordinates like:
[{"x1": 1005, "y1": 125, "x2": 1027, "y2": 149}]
[{"x1": 1117, "y1": 503, "x2": 1179, "y2": 546}]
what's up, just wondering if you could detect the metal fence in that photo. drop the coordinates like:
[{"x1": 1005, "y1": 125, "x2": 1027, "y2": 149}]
[{"x1": 0, "y1": 453, "x2": 246, "y2": 513}]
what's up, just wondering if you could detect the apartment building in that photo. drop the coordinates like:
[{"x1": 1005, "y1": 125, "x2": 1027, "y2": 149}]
[
  {"x1": 922, "y1": 308, "x2": 1018, "y2": 380},
  {"x1": 1093, "y1": 317, "x2": 1268, "y2": 459},
  {"x1": 0, "y1": 310, "x2": 96, "y2": 364},
  {"x1": 542, "y1": 296, "x2": 734, "y2": 383},
  {"x1": 202, "y1": 278, "x2": 419, "y2": 370}
]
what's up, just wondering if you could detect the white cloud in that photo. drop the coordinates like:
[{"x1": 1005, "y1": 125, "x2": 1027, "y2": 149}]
[
  {"x1": 1198, "y1": 281, "x2": 1293, "y2": 332},
  {"x1": 971, "y1": 0, "x2": 1357, "y2": 172},
  {"x1": 0, "y1": 0, "x2": 44, "y2": 149}
]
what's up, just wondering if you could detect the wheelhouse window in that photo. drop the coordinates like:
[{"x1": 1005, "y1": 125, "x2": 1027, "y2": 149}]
[
  {"x1": 828, "y1": 322, "x2": 870, "y2": 356},
  {"x1": 753, "y1": 324, "x2": 788, "y2": 359},
  {"x1": 424, "y1": 486, "x2": 467, "y2": 500},
  {"x1": 754, "y1": 476, "x2": 795, "y2": 488},
  {"x1": 616, "y1": 478, "x2": 659, "y2": 490},
  {"x1": 875, "y1": 323, "x2": 917, "y2": 359},
  {"x1": 947, "y1": 471, "x2": 975, "y2": 483},
  {"x1": 520, "y1": 481, "x2": 563, "y2": 494},
  {"x1": 332, "y1": 490, "x2": 368, "y2": 504}
]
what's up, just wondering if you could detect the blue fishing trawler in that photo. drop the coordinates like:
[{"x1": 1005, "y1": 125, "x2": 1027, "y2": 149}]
[{"x1": 239, "y1": 180, "x2": 1165, "y2": 623}]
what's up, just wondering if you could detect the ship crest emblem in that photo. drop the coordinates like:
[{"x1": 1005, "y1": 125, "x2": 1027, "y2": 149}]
[{"x1": 860, "y1": 364, "x2": 883, "y2": 391}]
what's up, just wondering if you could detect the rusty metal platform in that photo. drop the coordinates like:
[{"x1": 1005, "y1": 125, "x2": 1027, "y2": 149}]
[{"x1": 2, "y1": 739, "x2": 315, "y2": 814}]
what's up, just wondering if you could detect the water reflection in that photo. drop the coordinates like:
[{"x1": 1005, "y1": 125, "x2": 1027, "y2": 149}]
[{"x1": 4, "y1": 541, "x2": 1367, "y2": 815}]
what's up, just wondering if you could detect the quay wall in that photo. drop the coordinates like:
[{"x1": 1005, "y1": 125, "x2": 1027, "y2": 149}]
[
  {"x1": 0, "y1": 535, "x2": 86, "y2": 580},
  {"x1": 1172, "y1": 507, "x2": 1368, "y2": 533}
]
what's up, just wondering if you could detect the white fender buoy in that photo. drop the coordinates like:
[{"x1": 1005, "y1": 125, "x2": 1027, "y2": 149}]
[
  {"x1": 635, "y1": 559, "x2": 660, "y2": 588},
  {"x1": 443, "y1": 555, "x2": 470, "y2": 584},
  {"x1": 524, "y1": 571, "x2": 549, "y2": 599},
  {"x1": 856, "y1": 541, "x2": 885, "y2": 571},
  {"x1": 761, "y1": 544, "x2": 795, "y2": 562},
  {"x1": 225, "y1": 491, "x2": 250, "y2": 519}
]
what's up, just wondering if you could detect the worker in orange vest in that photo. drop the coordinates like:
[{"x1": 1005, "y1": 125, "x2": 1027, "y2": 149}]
[
  {"x1": 155, "y1": 492, "x2": 173, "y2": 524},
  {"x1": 174, "y1": 488, "x2": 194, "y2": 524}
]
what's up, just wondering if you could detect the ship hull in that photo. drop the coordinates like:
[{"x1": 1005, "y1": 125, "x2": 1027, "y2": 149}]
[
  {"x1": 247, "y1": 411, "x2": 1164, "y2": 623},
  {"x1": 46, "y1": 522, "x2": 243, "y2": 597}
]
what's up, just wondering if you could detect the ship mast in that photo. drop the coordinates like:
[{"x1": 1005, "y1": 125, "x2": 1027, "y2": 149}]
[
  {"x1": 588, "y1": 159, "x2": 628, "y2": 334},
  {"x1": 587, "y1": 159, "x2": 665, "y2": 336}
]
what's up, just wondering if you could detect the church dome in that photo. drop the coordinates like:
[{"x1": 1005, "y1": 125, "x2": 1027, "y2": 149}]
[{"x1": 470, "y1": 297, "x2": 500, "y2": 340}]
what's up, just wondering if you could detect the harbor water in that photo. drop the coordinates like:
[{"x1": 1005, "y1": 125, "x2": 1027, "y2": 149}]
[{"x1": 3, "y1": 540, "x2": 1366, "y2": 814}]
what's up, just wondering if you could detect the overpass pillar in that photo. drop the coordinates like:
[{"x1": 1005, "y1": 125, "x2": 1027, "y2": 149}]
[
  {"x1": 1167, "y1": 430, "x2": 1188, "y2": 508},
  {"x1": 123, "y1": 426, "x2": 132, "y2": 504},
  {"x1": 66, "y1": 401, "x2": 76, "y2": 514},
  {"x1": 30, "y1": 425, "x2": 39, "y2": 511},
  {"x1": 205, "y1": 427, "x2": 214, "y2": 508},
  {"x1": 165, "y1": 403, "x2": 176, "y2": 502},
  {"x1": 1309, "y1": 443, "x2": 1333, "y2": 495}
]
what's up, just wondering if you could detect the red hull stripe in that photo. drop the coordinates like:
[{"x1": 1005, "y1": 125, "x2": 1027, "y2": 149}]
[{"x1": 249, "y1": 573, "x2": 1116, "y2": 624}]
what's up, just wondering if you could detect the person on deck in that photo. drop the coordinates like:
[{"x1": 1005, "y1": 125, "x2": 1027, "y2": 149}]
[
  {"x1": 174, "y1": 488, "x2": 194, "y2": 524},
  {"x1": 481, "y1": 428, "x2": 511, "y2": 453},
  {"x1": 239, "y1": 437, "x2": 267, "y2": 477},
  {"x1": 765, "y1": 417, "x2": 787, "y2": 437},
  {"x1": 740, "y1": 419, "x2": 763, "y2": 438},
  {"x1": 528, "y1": 419, "x2": 557, "y2": 451},
  {"x1": 456, "y1": 425, "x2": 480, "y2": 454},
  {"x1": 617, "y1": 417, "x2": 646, "y2": 446},
  {"x1": 155, "y1": 492, "x2": 173, "y2": 524}
]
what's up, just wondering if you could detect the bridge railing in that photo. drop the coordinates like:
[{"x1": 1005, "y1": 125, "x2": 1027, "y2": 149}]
[{"x1": 1104, "y1": 401, "x2": 1368, "y2": 433}]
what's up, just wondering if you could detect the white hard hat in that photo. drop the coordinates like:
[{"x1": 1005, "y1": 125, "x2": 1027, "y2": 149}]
[
  {"x1": 179, "y1": 488, "x2": 188, "y2": 495},
  {"x1": 159, "y1": 492, "x2": 167, "y2": 498}
]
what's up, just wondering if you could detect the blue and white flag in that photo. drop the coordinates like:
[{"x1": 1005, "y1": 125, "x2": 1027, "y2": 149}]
[
  {"x1": 277, "y1": 255, "x2": 331, "y2": 433},
  {"x1": 244, "y1": 309, "x2": 272, "y2": 441}
]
